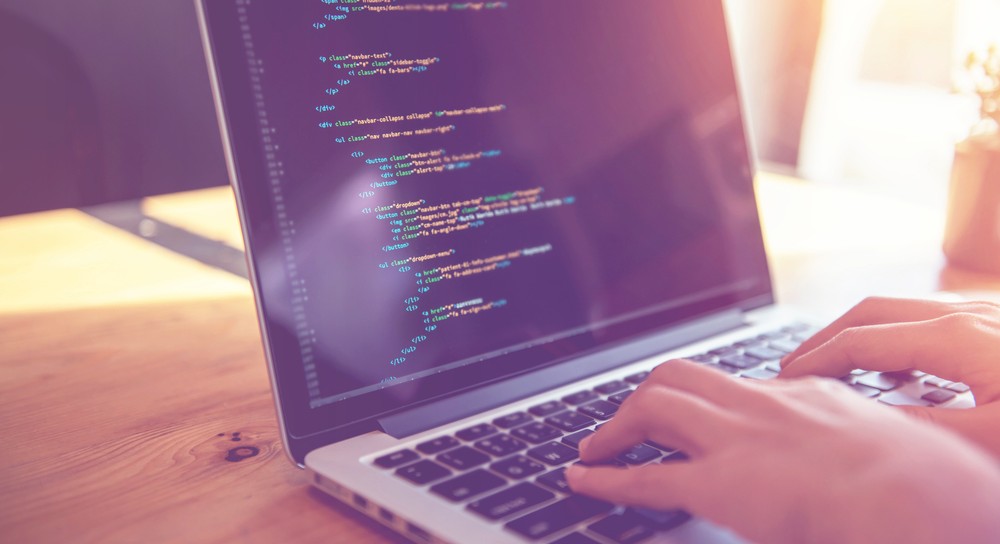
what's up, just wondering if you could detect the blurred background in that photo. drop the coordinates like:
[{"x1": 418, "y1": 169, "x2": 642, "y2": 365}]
[{"x1": 0, "y1": 0, "x2": 996, "y2": 214}]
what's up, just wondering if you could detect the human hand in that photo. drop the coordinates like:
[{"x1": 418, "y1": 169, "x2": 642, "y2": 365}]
[
  {"x1": 566, "y1": 360, "x2": 1000, "y2": 544},
  {"x1": 780, "y1": 297, "x2": 1000, "y2": 456}
]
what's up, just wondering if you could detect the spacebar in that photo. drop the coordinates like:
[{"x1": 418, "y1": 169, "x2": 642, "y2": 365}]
[{"x1": 505, "y1": 495, "x2": 613, "y2": 540}]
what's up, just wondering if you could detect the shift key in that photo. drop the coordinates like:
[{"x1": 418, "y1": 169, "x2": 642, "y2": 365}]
[{"x1": 506, "y1": 495, "x2": 613, "y2": 540}]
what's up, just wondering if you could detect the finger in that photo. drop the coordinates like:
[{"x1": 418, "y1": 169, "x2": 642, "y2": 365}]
[
  {"x1": 581, "y1": 384, "x2": 743, "y2": 463},
  {"x1": 566, "y1": 463, "x2": 705, "y2": 512},
  {"x1": 781, "y1": 297, "x2": 958, "y2": 368},
  {"x1": 780, "y1": 317, "x2": 962, "y2": 381},
  {"x1": 645, "y1": 359, "x2": 772, "y2": 410},
  {"x1": 898, "y1": 403, "x2": 1000, "y2": 455}
]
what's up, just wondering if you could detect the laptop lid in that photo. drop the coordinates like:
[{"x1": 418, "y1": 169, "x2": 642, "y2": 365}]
[{"x1": 197, "y1": 0, "x2": 772, "y2": 464}]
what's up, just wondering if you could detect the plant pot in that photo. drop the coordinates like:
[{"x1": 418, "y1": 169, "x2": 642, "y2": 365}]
[{"x1": 943, "y1": 134, "x2": 1000, "y2": 275}]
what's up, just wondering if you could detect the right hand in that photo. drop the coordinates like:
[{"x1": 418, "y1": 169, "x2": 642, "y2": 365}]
[
  {"x1": 568, "y1": 360, "x2": 1000, "y2": 544},
  {"x1": 780, "y1": 297, "x2": 1000, "y2": 456}
]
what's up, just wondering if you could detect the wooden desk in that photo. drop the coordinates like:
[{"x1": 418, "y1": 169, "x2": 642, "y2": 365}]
[{"x1": 2, "y1": 174, "x2": 999, "y2": 543}]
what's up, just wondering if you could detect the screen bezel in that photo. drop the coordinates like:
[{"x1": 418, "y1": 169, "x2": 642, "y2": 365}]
[{"x1": 197, "y1": 0, "x2": 774, "y2": 453}]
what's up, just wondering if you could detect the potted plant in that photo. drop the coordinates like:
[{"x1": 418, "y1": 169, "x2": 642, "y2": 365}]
[{"x1": 943, "y1": 45, "x2": 1000, "y2": 274}]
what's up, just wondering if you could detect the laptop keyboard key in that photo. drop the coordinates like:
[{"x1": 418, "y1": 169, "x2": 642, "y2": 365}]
[
  {"x1": 946, "y1": 382, "x2": 971, "y2": 393},
  {"x1": 624, "y1": 371, "x2": 649, "y2": 384},
  {"x1": 490, "y1": 455, "x2": 547, "y2": 479},
  {"x1": 563, "y1": 390, "x2": 600, "y2": 405},
  {"x1": 455, "y1": 423, "x2": 498, "y2": 441},
  {"x1": 545, "y1": 411, "x2": 595, "y2": 432},
  {"x1": 528, "y1": 442, "x2": 579, "y2": 466},
  {"x1": 529, "y1": 400, "x2": 567, "y2": 417},
  {"x1": 744, "y1": 346, "x2": 786, "y2": 361},
  {"x1": 493, "y1": 411, "x2": 533, "y2": 429},
  {"x1": 741, "y1": 367, "x2": 778, "y2": 380},
  {"x1": 856, "y1": 372, "x2": 901, "y2": 392},
  {"x1": 628, "y1": 507, "x2": 691, "y2": 531},
  {"x1": 616, "y1": 444, "x2": 661, "y2": 465},
  {"x1": 474, "y1": 434, "x2": 528, "y2": 457},
  {"x1": 374, "y1": 449, "x2": 419, "y2": 469},
  {"x1": 505, "y1": 495, "x2": 614, "y2": 540},
  {"x1": 719, "y1": 354, "x2": 762, "y2": 370},
  {"x1": 608, "y1": 389, "x2": 633, "y2": 405},
  {"x1": 588, "y1": 511, "x2": 655, "y2": 544},
  {"x1": 395, "y1": 459, "x2": 452, "y2": 485},
  {"x1": 551, "y1": 533, "x2": 601, "y2": 544},
  {"x1": 537, "y1": 467, "x2": 572, "y2": 493},
  {"x1": 562, "y1": 429, "x2": 594, "y2": 449},
  {"x1": 467, "y1": 482, "x2": 555, "y2": 520},
  {"x1": 437, "y1": 446, "x2": 490, "y2": 470},
  {"x1": 430, "y1": 469, "x2": 507, "y2": 502},
  {"x1": 878, "y1": 391, "x2": 931, "y2": 407},
  {"x1": 594, "y1": 380, "x2": 629, "y2": 395},
  {"x1": 769, "y1": 339, "x2": 800, "y2": 354},
  {"x1": 661, "y1": 450, "x2": 690, "y2": 463},
  {"x1": 578, "y1": 399, "x2": 619, "y2": 420},
  {"x1": 416, "y1": 436, "x2": 460, "y2": 455},
  {"x1": 850, "y1": 383, "x2": 881, "y2": 398},
  {"x1": 512, "y1": 422, "x2": 563, "y2": 444},
  {"x1": 922, "y1": 389, "x2": 957, "y2": 404}
]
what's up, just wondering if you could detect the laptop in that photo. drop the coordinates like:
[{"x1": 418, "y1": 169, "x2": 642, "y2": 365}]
[{"x1": 195, "y1": 2, "x2": 972, "y2": 542}]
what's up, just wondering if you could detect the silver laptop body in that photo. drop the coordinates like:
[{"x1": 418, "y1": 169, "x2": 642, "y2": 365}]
[{"x1": 195, "y1": 2, "x2": 969, "y2": 542}]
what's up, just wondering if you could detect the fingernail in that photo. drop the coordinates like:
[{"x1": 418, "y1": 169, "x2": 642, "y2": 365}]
[{"x1": 578, "y1": 435, "x2": 593, "y2": 454}]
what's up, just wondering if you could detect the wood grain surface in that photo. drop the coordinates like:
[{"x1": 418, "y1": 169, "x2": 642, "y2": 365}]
[{"x1": 0, "y1": 297, "x2": 404, "y2": 544}]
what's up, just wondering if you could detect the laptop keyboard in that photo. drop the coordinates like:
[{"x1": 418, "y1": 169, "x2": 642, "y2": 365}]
[{"x1": 369, "y1": 323, "x2": 970, "y2": 543}]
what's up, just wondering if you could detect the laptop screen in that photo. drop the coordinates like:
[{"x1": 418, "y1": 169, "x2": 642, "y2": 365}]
[{"x1": 200, "y1": 0, "x2": 771, "y2": 440}]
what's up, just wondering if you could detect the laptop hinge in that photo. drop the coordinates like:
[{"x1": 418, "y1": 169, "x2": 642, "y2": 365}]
[{"x1": 377, "y1": 309, "x2": 746, "y2": 439}]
